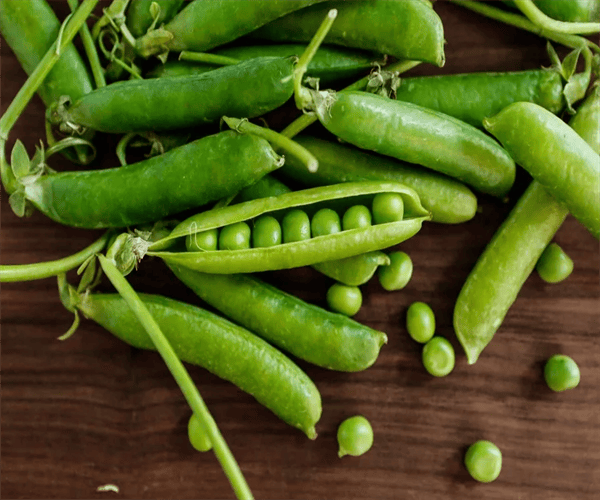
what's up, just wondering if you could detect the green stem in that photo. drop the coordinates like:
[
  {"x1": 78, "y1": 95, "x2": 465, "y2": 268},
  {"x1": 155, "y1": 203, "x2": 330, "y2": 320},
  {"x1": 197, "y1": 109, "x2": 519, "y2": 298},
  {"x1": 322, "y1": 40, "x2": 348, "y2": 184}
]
[
  {"x1": 0, "y1": 0, "x2": 99, "y2": 194},
  {"x1": 281, "y1": 60, "x2": 422, "y2": 139},
  {"x1": 68, "y1": 0, "x2": 107, "y2": 88},
  {"x1": 0, "y1": 231, "x2": 111, "y2": 283},
  {"x1": 116, "y1": 132, "x2": 139, "y2": 166},
  {"x1": 98, "y1": 255, "x2": 254, "y2": 500},
  {"x1": 294, "y1": 8, "x2": 338, "y2": 109},
  {"x1": 179, "y1": 51, "x2": 240, "y2": 65},
  {"x1": 514, "y1": 0, "x2": 600, "y2": 35},
  {"x1": 223, "y1": 117, "x2": 317, "y2": 172},
  {"x1": 450, "y1": 0, "x2": 600, "y2": 53},
  {"x1": 91, "y1": 0, "x2": 130, "y2": 39}
]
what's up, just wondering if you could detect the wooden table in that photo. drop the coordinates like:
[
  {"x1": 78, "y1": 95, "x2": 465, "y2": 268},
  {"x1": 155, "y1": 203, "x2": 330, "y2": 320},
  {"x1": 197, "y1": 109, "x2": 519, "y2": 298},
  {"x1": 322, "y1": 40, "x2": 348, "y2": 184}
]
[{"x1": 2, "y1": 1, "x2": 598, "y2": 498}]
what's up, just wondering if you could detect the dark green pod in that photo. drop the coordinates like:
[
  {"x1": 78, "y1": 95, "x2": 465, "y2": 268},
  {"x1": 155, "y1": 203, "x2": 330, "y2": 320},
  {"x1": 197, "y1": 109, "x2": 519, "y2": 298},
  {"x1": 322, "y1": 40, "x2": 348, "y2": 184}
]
[
  {"x1": 168, "y1": 264, "x2": 388, "y2": 372},
  {"x1": 58, "y1": 57, "x2": 295, "y2": 133},
  {"x1": 126, "y1": 0, "x2": 185, "y2": 38},
  {"x1": 393, "y1": 69, "x2": 565, "y2": 128},
  {"x1": 251, "y1": 0, "x2": 445, "y2": 66},
  {"x1": 149, "y1": 181, "x2": 430, "y2": 274},
  {"x1": 22, "y1": 131, "x2": 282, "y2": 229},
  {"x1": 136, "y1": 0, "x2": 325, "y2": 57},
  {"x1": 311, "y1": 90, "x2": 516, "y2": 198},
  {"x1": 503, "y1": 0, "x2": 600, "y2": 22},
  {"x1": 279, "y1": 136, "x2": 477, "y2": 224},
  {"x1": 72, "y1": 289, "x2": 321, "y2": 438}
]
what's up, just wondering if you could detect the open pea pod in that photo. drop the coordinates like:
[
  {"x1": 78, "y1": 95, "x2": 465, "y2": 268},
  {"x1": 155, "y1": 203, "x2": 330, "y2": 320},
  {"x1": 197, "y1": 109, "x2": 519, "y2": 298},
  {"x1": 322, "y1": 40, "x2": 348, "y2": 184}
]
[{"x1": 148, "y1": 182, "x2": 430, "y2": 274}]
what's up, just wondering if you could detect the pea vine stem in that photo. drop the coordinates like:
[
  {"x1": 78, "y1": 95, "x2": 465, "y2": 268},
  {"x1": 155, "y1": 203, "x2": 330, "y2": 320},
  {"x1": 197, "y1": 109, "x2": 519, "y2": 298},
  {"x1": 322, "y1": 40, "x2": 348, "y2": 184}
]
[
  {"x1": 98, "y1": 255, "x2": 254, "y2": 500},
  {"x1": 0, "y1": 232, "x2": 112, "y2": 283},
  {"x1": 0, "y1": 0, "x2": 99, "y2": 194},
  {"x1": 514, "y1": 0, "x2": 600, "y2": 35}
]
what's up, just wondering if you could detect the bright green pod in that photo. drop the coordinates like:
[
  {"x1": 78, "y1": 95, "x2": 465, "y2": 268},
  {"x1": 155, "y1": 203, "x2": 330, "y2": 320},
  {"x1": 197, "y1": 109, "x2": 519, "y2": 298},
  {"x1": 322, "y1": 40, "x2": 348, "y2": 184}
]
[
  {"x1": 126, "y1": 0, "x2": 185, "y2": 38},
  {"x1": 568, "y1": 85, "x2": 600, "y2": 155},
  {"x1": 147, "y1": 44, "x2": 383, "y2": 84},
  {"x1": 148, "y1": 182, "x2": 430, "y2": 274},
  {"x1": 503, "y1": 0, "x2": 600, "y2": 22},
  {"x1": 279, "y1": 136, "x2": 477, "y2": 224},
  {"x1": 54, "y1": 57, "x2": 295, "y2": 134},
  {"x1": 65, "y1": 287, "x2": 321, "y2": 438},
  {"x1": 484, "y1": 102, "x2": 600, "y2": 239},
  {"x1": 310, "y1": 90, "x2": 516, "y2": 197},
  {"x1": 454, "y1": 181, "x2": 568, "y2": 364},
  {"x1": 19, "y1": 131, "x2": 281, "y2": 229},
  {"x1": 393, "y1": 69, "x2": 565, "y2": 128},
  {"x1": 136, "y1": 0, "x2": 326, "y2": 57},
  {"x1": 169, "y1": 264, "x2": 388, "y2": 372},
  {"x1": 251, "y1": 0, "x2": 445, "y2": 66}
]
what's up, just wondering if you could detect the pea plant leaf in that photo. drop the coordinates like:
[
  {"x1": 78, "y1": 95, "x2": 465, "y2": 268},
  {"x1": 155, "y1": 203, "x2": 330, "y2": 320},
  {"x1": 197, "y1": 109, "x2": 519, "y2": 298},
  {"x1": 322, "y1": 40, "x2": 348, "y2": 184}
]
[
  {"x1": 10, "y1": 140, "x2": 31, "y2": 181},
  {"x1": 8, "y1": 190, "x2": 33, "y2": 218},
  {"x1": 77, "y1": 255, "x2": 99, "y2": 293},
  {"x1": 561, "y1": 48, "x2": 581, "y2": 82},
  {"x1": 546, "y1": 42, "x2": 562, "y2": 73}
]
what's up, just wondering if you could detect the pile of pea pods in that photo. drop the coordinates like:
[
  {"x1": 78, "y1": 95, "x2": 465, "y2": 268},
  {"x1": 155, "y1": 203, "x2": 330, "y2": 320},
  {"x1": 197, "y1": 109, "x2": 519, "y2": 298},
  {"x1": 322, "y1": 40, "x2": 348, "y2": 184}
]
[{"x1": 1, "y1": 0, "x2": 598, "y2": 498}]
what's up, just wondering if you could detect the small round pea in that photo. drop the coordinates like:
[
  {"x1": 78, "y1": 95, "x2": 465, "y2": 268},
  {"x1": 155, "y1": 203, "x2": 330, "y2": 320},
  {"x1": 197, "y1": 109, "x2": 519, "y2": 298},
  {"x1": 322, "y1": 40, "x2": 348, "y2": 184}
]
[
  {"x1": 406, "y1": 301, "x2": 435, "y2": 343},
  {"x1": 327, "y1": 284, "x2": 362, "y2": 316},
  {"x1": 282, "y1": 209, "x2": 311, "y2": 243},
  {"x1": 186, "y1": 229, "x2": 218, "y2": 252},
  {"x1": 311, "y1": 208, "x2": 341, "y2": 237},
  {"x1": 378, "y1": 251, "x2": 413, "y2": 291},
  {"x1": 372, "y1": 193, "x2": 404, "y2": 224},
  {"x1": 337, "y1": 415, "x2": 373, "y2": 458},
  {"x1": 342, "y1": 205, "x2": 372, "y2": 230},
  {"x1": 544, "y1": 354, "x2": 580, "y2": 392},
  {"x1": 536, "y1": 243, "x2": 574, "y2": 283},
  {"x1": 464, "y1": 440, "x2": 502, "y2": 483},
  {"x1": 188, "y1": 413, "x2": 212, "y2": 452},
  {"x1": 422, "y1": 336, "x2": 454, "y2": 377},
  {"x1": 252, "y1": 215, "x2": 282, "y2": 248},
  {"x1": 218, "y1": 222, "x2": 251, "y2": 250}
]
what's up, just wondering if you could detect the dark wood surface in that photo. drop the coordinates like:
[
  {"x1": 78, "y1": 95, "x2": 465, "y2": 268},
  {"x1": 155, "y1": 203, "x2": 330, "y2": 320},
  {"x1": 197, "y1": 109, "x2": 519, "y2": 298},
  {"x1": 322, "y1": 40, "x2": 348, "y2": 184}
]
[{"x1": 2, "y1": 1, "x2": 599, "y2": 499}]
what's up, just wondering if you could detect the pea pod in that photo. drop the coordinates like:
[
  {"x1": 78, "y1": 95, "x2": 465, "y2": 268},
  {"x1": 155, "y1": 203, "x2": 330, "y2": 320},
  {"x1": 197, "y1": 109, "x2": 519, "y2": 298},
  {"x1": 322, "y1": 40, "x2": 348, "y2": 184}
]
[
  {"x1": 503, "y1": 0, "x2": 600, "y2": 23},
  {"x1": 484, "y1": 102, "x2": 600, "y2": 238},
  {"x1": 307, "y1": 90, "x2": 516, "y2": 197},
  {"x1": 278, "y1": 136, "x2": 477, "y2": 224},
  {"x1": 168, "y1": 264, "x2": 388, "y2": 372},
  {"x1": 135, "y1": 0, "x2": 326, "y2": 58},
  {"x1": 250, "y1": 0, "x2": 445, "y2": 66},
  {"x1": 237, "y1": 175, "x2": 391, "y2": 286},
  {"x1": 568, "y1": 84, "x2": 600, "y2": 154},
  {"x1": 63, "y1": 284, "x2": 321, "y2": 438},
  {"x1": 148, "y1": 182, "x2": 430, "y2": 274},
  {"x1": 126, "y1": 0, "x2": 186, "y2": 38},
  {"x1": 15, "y1": 131, "x2": 281, "y2": 229}
]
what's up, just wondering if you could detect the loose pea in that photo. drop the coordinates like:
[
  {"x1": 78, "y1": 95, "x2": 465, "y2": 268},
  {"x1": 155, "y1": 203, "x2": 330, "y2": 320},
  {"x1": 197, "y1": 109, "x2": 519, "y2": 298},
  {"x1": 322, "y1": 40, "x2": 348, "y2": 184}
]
[
  {"x1": 311, "y1": 208, "x2": 341, "y2": 237},
  {"x1": 218, "y1": 222, "x2": 251, "y2": 250},
  {"x1": 544, "y1": 354, "x2": 580, "y2": 392},
  {"x1": 422, "y1": 336, "x2": 454, "y2": 376},
  {"x1": 186, "y1": 229, "x2": 218, "y2": 252},
  {"x1": 282, "y1": 209, "x2": 311, "y2": 243},
  {"x1": 372, "y1": 192, "x2": 404, "y2": 224},
  {"x1": 342, "y1": 205, "x2": 372, "y2": 230},
  {"x1": 464, "y1": 440, "x2": 502, "y2": 483},
  {"x1": 536, "y1": 243, "x2": 574, "y2": 283},
  {"x1": 252, "y1": 215, "x2": 282, "y2": 248},
  {"x1": 406, "y1": 301, "x2": 435, "y2": 343},
  {"x1": 337, "y1": 415, "x2": 373, "y2": 458},
  {"x1": 327, "y1": 284, "x2": 362, "y2": 317},
  {"x1": 188, "y1": 413, "x2": 212, "y2": 452},
  {"x1": 378, "y1": 251, "x2": 413, "y2": 291}
]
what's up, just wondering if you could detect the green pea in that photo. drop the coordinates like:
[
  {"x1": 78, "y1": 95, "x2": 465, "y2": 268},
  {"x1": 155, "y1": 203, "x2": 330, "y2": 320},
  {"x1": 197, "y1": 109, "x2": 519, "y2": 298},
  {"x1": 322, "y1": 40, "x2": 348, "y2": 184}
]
[
  {"x1": 252, "y1": 215, "x2": 282, "y2": 248},
  {"x1": 536, "y1": 243, "x2": 574, "y2": 283},
  {"x1": 406, "y1": 301, "x2": 435, "y2": 343},
  {"x1": 342, "y1": 205, "x2": 372, "y2": 230},
  {"x1": 372, "y1": 192, "x2": 404, "y2": 224},
  {"x1": 282, "y1": 209, "x2": 311, "y2": 243},
  {"x1": 544, "y1": 354, "x2": 580, "y2": 392},
  {"x1": 326, "y1": 284, "x2": 362, "y2": 317},
  {"x1": 378, "y1": 251, "x2": 413, "y2": 291},
  {"x1": 311, "y1": 208, "x2": 341, "y2": 237},
  {"x1": 337, "y1": 415, "x2": 374, "y2": 458},
  {"x1": 188, "y1": 413, "x2": 212, "y2": 452},
  {"x1": 464, "y1": 440, "x2": 502, "y2": 483},
  {"x1": 422, "y1": 336, "x2": 454, "y2": 377},
  {"x1": 219, "y1": 222, "x2": 251, "y2": 250},
  {"x1": 186, "y1": 229, "x2": 218, "y2": 252}
]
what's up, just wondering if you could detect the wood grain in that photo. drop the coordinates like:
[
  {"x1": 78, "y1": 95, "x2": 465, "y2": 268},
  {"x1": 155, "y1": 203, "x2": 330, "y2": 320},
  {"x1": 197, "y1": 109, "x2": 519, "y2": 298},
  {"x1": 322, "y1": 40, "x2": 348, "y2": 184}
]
[{"x1": 1, "y1": 1, "x2": 599, "y2": 499}]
